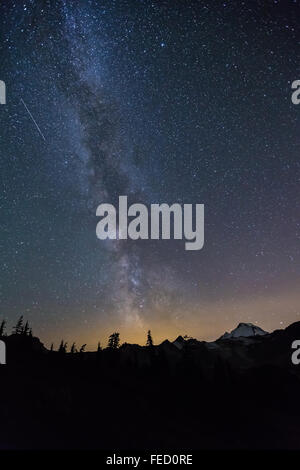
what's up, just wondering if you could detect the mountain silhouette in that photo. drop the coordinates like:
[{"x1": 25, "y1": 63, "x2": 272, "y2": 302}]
[{"x1": 1, "y1": 321, "x2": 300, "y2": 449}]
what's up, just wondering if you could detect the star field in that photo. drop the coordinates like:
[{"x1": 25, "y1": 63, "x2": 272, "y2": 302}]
[{"x1": 0, "y1": 0, "x2": 300, "y2": 348}]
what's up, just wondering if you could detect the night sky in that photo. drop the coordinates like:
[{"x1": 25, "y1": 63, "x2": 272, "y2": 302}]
[{"x1": 1, "y1": 0, "x2": 299, "y2": 349}]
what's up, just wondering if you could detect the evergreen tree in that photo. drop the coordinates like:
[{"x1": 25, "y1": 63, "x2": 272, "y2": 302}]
[
  {"x1": 146, "y1": 330, "x2": 153, "y2": 347},
  {"x1": 108, "y1": 334, "x2": 114, "y2": 349},
  {"x1": 13, "y1": 315, "x2": 24, "y2": 335},
  {"x1": 79, "y1": 344, "x2": 86, "y2": 353},
  {"x1": 97, "y1": 341, "x2": 102, "y2": 353},
  {"x1": 0, "y1": 320, "x2": 6, "y2": 337},
  {"x1": 23, "y1": 321, "x2": 30, "y2": 336},
  {"x1": 70, "y1": 342, "x2": 77, "y2": 354},
  {"x1": 58, "y1": 340, "x2": 67, "y2": 354},
  {"x1": 114, "y1": 333, "x2": 120, "y2": 349},
  {"x1": 107, "y1": 332, "x2": 120, "y2": 349}
]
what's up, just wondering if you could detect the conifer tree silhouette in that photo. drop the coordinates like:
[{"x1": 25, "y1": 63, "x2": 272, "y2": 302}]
[
  {"x1": 107, "y1": 334, "x2": 113, "y2": 349},
  {"x1": 58, "y1": 340, "x2": 67, "y2": 354},
  {"x1": 0, "y1": 320, "x2": 6, "y2": 337},
  {"x1": 107, "y1": 332, "x2": 120, "y2": 349},
  {"x1": 13, "y1": 315, "x2": 24, "y2": 335},
  {"x1": 97, "y1": 341, "x2": 102, "y2": 353},
  {"x1": 79, "y1": 344, "x2": 86, "y2": 353},
  {"x1": 70, "y1": 342, "x2": 77, "y2": 354},
  {"x1": 146, "y1": 330, "x2": 153, "y2": 347},
  {"x1": 23, "y1": 321, "x2": 30, "y2": 336}
]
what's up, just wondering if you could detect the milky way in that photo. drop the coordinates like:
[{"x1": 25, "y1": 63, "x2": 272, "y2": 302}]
[{"x1": 1, "y1": 0, "x2": 300, "y2": 348}]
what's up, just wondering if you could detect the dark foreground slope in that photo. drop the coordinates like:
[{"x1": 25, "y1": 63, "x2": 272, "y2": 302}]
[{"x1": 1, "y1": 322, "x2": 300, "y2": 449}]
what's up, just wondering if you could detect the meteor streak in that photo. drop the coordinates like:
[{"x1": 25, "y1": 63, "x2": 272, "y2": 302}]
[{"x1": 21, "y1": 98, "x2": 46, "y2": 142}]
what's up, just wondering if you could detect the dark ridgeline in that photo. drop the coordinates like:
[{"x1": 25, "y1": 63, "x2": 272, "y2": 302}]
[{"x1": 1, "y1": 318, "x2": 300, "y2": 449}]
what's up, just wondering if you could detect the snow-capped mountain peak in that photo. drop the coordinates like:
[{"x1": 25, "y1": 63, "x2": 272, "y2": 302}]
[{"x1": 219, "y1": 322, "x2": 268, "y2": 340}]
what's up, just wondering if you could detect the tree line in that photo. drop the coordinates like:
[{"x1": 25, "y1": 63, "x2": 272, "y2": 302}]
[
  {"x1": 0, "y1": 317, "x2": 154, "y2": 353},
  {"x1": 0, "y1": 315, "x2": 33, "y2": 337},
  {"x1": 55, "y1": 330, "x2": 154, "y2": 354}
]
